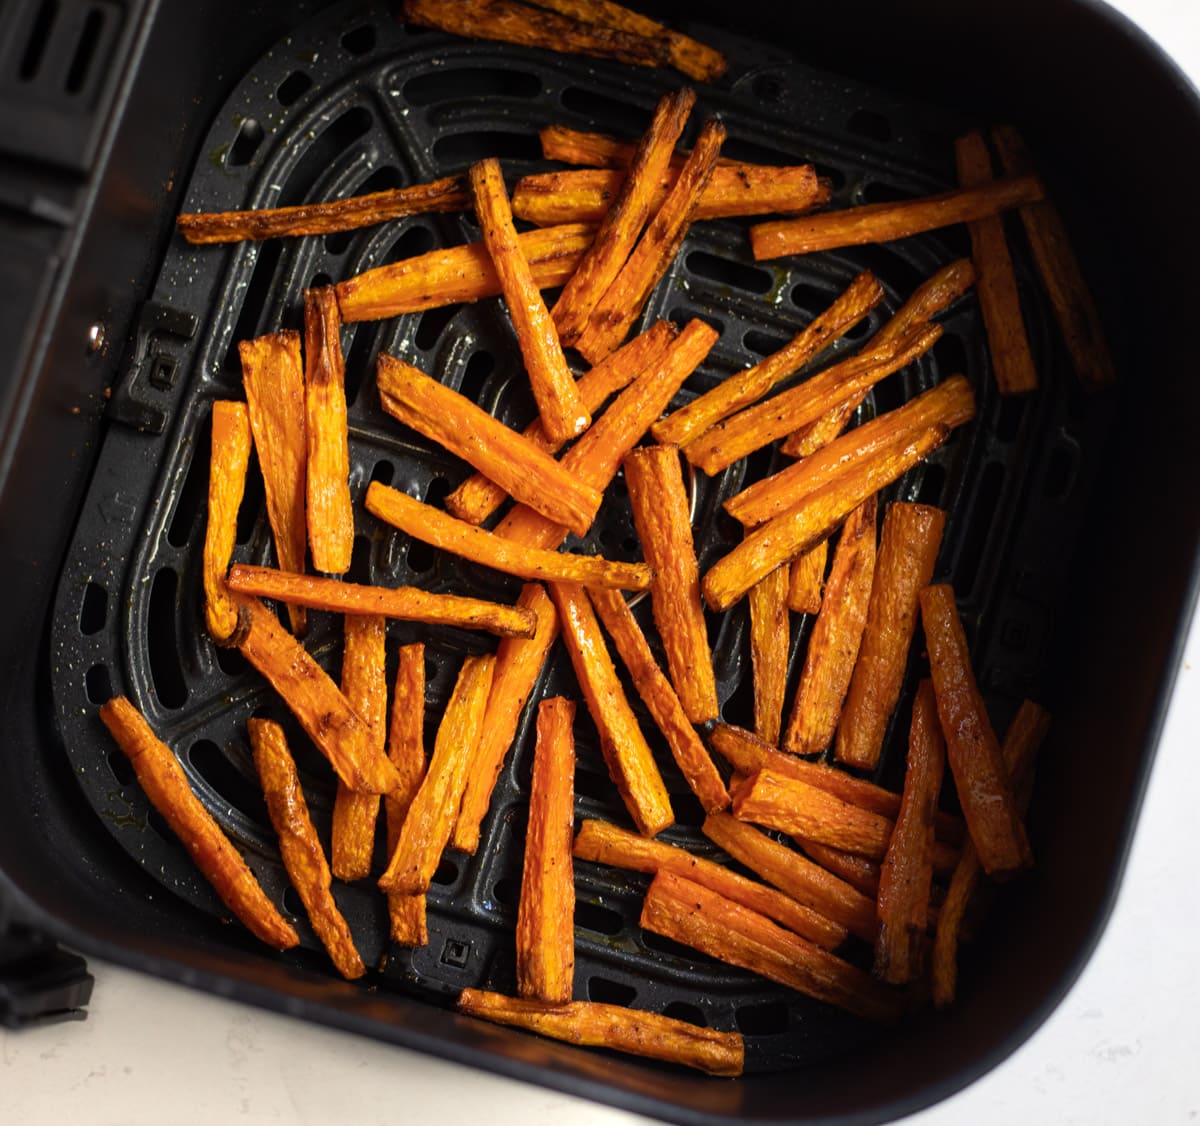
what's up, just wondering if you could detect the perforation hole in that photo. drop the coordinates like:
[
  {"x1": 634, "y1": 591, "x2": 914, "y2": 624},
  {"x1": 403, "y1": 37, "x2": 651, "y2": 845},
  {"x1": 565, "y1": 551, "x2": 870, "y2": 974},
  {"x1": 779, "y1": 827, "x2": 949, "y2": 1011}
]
[
  {"x1": 85, "y1": 663, "x2": 112, "y2": 705},
  {"x1": 492, "y1": 875, "x2": 519, "y2": 907},
  {"x1": 917, "y1": 460, "x2": 947, "y2": 507},
  {"x1": 226, "y1": 118, "x2": 265, "y2": 168},
  {"x1": 147, "y1": 568, "x2": 187, "y2": 709},
  {"x1": 431, "y1": 857, "x2": 459, "y2": 886},
  {"x1": 215, "y1": 646, "x2": 248, "y2": 677},
  {"x1": 575, "y1": 900, "x2": 623, "y2": 936},
  {"x1": 189, "y1": 739, "x2": 267, "y2": 822},
  {"x1": 932, "y1": 332, "x2": 969, "y2": 379},
  {"x1": 861, "y1": 181, "x2": 913, "y2": 206},
  {"x1": 276, "y1": 71, "x2": 312, "y2": 107},
  {"x1": 958, "y1": 461, "x2": 1006, "y2": 594},
  {"x1": 742, "y1": 328, "x2": 790, "y2": 358},
  {"x1": 560, "y1": 87, "x2": 653, "y2": 136},
  {"x1": 588, "y1": 977, "x2": 636, "y2": 1005},
  {"x1": 686, "y1": 251, "x2": 773, "y2": 296},
  {"x1": 18, "y1": 0, "x2": 57, "y2": 81},
  {"x1": 276, "y1": 107, "x2": 374, "y2": 208},
  {"x1": 107, "y1": 746, "x2": 135, "y2": 787},
  {"x1": 459, "y1": 350, "x2": 495, "y2": 402},
  {"x1": 386, "y1": 223, "x2": 436, "y2": 264},
  {"x1": 663, "y1": 1001, "x2": 706, "y2": 1027},
  {"x1": 340, "y1": 24, "x2": 376, "y2": 55},
  {"x1": 847, "y1": 108, "x2": 893, "y2": 144},
  {"x1": 283, "y1": 886, "x2": 304, "y2": 916},
  {"x1": 415, "y1": 304, "x2": 456, "y2": 351},
  {"x1": 432, "y1": 130, "x2": 541, "y2": 169},
  {"x1": 65, "y1": 7, "x2": 104, "y2": 94},
  {"x1": 735, "y1": 1000, "x2": 789, "y2": 1035},
  {"x1": 80, "y1": 581, "x2": 108, "y2": 634},
  {"x1": 996, "y1": 395, "x2": 1027, "y2": 443},
  {"x1": 168, "y1": 431, "x2": 210, "y2": 547},
  {"x1": 404, "y1": 67, "x2": 541, "y2": 106}
]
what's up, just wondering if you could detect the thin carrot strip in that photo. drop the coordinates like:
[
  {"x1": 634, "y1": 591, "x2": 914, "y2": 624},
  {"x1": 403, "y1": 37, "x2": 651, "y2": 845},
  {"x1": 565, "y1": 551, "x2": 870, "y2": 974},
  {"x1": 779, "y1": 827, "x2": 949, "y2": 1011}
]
[
  {"x1": 787, "y1": 541, "x2": 827, "y2": 615},
  {"x1": 203, "y1": 401, "x2": 252, "y2": 643},
  {"x1": 748, "y1": 558, "x2": 789, "y2": 746},
  {"x1": 800, "y1": 841, "x2": 882, "y2": 899}
]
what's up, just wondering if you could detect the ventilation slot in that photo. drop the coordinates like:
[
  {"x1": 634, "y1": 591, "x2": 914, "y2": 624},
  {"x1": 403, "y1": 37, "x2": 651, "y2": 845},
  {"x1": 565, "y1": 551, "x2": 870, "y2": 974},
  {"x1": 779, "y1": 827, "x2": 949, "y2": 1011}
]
[
  {"x1": 686, "y1": 251, "x2": 773, "y2": 296},
  {"x1": 276, "y1": 106, "x2": 374, "y2": 208},
  {"x1": 340, "y1": 24, "x2": 376, "y2": 56},
  {"x1": 588, "y1": 977, "x2": 636, "y2": 1006},
  {"x1": 735, "y1": 1000, "x2": 789, "y2": 1036},
  {"x1": 79, "y1": 581, "x2": 108, "y2": 634},
  {"x1": 189, "y1": 739, "x2": 267, "y2": 823},
  {"x1": 575, "y1": 900, "x2": 623, "y2": 936},
  {"x1": 226, "y1": 118, "x2": 265, "y2": 168},
  {"x1": 276, "y1": 71, "x2": 312, "y2": 107},
  {"x1": 560, "y1": 87, "x2": 654, "y2": 136},
  {"x1": 85, "y1": 663, "x2": 112, "y2": 705},
  {"x1": 147, "y1": 568, "x2": 187, "y2": 709},
  {"x1": 847, "y1": 108, "x2": 892, "y2": 144},
  {"x1": 431, "y1": 130, "x2": 541, "y2": 169},
  {"x1": 18, "y1": 0, "x2": 58, "y2": 81},
  {"x1": 168, "y1": 430, "x2": 210, "y2": 547},
  {"x1": 492, "y1": 876, "x2": 519, "y2": 908},
  {"x1": 958, "y1": 461, "x2": 1007, "y2": 596},
  {"x1": 404, "y1": 67, "x2": 540, "y2": 106},
  {"x1": 65, "y1": 6, "x2": 105, "y2": 94}
]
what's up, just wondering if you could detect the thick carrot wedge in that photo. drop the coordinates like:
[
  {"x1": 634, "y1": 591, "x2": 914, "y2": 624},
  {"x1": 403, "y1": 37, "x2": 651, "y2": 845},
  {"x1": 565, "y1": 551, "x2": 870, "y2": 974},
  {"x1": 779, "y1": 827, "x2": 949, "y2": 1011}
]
[
  {"x1": 335, "y1": 223, "x2": 594, "y2": 322},
  {"x1": 782, "y1": 496, "x2": 877, "y2": 756},
  {"x1": 640, "y1": 871, "x2": 899, "y2": 1022},
  {"x1": 364, "y1": 482, "x2": 651, "y2": 590},
  {"x1": 203, "y1": 401, "x2": 252, "y2": 643},
  {"x1": 377, "y1": 654, "x2": 496, "y2": 895},
  {"x1": 330, "y1": 614, "x2": 387, "y2": 882},
  {"x1": 747, "y1": 559, "x2": 789, "y2": 745},
  {"x1": 549, "y1": 581, "x2": 673, "y2": 837},
  {"x1": 874, "y1": 680, "x2": 946, "y2": 984},
  {"x1": 623, "y1": 444, "x2": 719, "y2": 724},
  {"x1": 836, "y1": 502, "x2": 946, "y2": 770},
  {"x1": 239, "y1": 331, "x2": 307, "y2": 635},
  {"x1": 98, "y1": 696, "x2": 298, "y2": 951},
  {"x1": 750, "y1": 175, "x2": 1044, "y2": 259},
  {"x1": 574, "y1": 819, "x2": 845, "y2": 949},
  {"x1": 232, "y1": 595, "x2": 401, "y2": 795},
  {"x1": 457, "y1": 989, "x2": 744, "y2": 1077},
  {"x1": 377, "y1": 354, "x2": 601, "y2": 536},
  {"x1": 787, "y1": 541, "x2": 827, "y2": 615},
  {"x1": 226, "y1": 564, "x2": 535, "y2": 638},
  {"x1": 249, "y1": 718, "x2": 365, "y2": 979},
  {"x1": 517, "y1": 698, "x2": 576, "y2": 1003},
  {"x1": 920, "y1": 583, "x2": 1032, "y2": 877}
]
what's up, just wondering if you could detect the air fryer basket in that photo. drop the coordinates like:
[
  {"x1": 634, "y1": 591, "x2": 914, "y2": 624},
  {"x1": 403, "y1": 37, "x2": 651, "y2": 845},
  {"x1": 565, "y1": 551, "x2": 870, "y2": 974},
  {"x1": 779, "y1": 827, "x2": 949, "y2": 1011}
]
[{"x1": 5, "y1": 0, "x2": 1200, "y2": 1123}]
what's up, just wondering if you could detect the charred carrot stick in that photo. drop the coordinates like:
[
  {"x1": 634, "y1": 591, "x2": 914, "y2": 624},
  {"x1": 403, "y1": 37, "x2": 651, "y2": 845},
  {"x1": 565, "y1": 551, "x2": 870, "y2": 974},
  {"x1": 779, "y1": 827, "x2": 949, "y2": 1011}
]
[
  {"x1": 335, "y1": 223, "x2": 594, "y2": 322},
  {"x1": 203, "y1": 401, "x2": 252, "y2": 644},
  {"x1": 239, "y1": 331, "x2": 307, "y2": 635},
  {"x1": 232, "y1": 595, "x2": 401, "y2": 795},
  {"x1": 787, "y1": 541, "x2": 827, "y2": 615},
  {"x1": 538, "y1": 123, "x2": 725, "y2": 169},
  {"x1": 249, "y1": 718, "x2": 365, "y2": 979},
  {"x1": 651, "y1": 272, "x2": 883, "y2": 450},
  {"x1": 782, "y1": 496, "x2": 877, "y2": 756},
  {"x1": 550, "y1": 87, "x2": 695, "y2": 347},
  {"x1": 225, "y1": 564, "x2": 535, "y2": 639},
  {"x1": 747, "y1": 559, "x2": 789, "y2": 746},
  {"x1": 586, "y1": 587, "x2": 728, "y2": 814},
  {"x1": 445, "y1": 320, "x2": 676, "y2": 525},
  {"x1": 377, "y1": 355, "x2": 601, "y2": 536},
  {"x1": 329, "y1": 614, "x2": 387, "y2": 882},
  {"x1": 991, "y1": 125, "x2": 1115, "y2": 388},
  {"x1": 99, "y1": 696, "x2": 299, "y2": 951},
  {"x1": 575, "y1": 819, "x2": 845, "y2": 949},
  {"x1": 517, "y1": 698, "x2": 577, "y2": 1003},
  {"x1": 176, "y1": 175, "x2": 469, "y2": 244},
  {"x1": 378, "y1": 654, "x2": 496, "y2": 895},
  {"x1": 800, "y1": 841, "x2": 883, "y2": 899},
  {"x1": 836, "y1": 502, "x2": 946, "y2": 770},
  {"x1": 873, "y1": 680, "x2": 946, "y2": 984},
  {"x1": 623, "y1": 444, "x2": 719, "y2": 724},
  {"x1": 640, "y1": 871, "x2": 899, "y2": 1022},
  {"x1": 920, "y1": 583, "x2": 1032, "y2": 878},
  {"x1": 457, "y1": 989, "x2": 744, "y2": 1076},
  {"x1": 750, "y1": 174, "x2": 1044, "y2": 260}
]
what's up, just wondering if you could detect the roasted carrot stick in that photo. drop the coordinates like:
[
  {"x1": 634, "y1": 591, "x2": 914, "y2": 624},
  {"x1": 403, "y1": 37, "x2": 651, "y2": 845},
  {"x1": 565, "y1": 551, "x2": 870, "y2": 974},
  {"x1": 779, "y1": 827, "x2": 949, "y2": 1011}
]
[
  {"x1": 249, "y1": 718, "x2": 365, "y2": 978},
  {"x1": 225, "y1": 564, "x2": 535, "y2": 638},
  {"x1": 750, "y1": 175, "x2": 1044, "y2": 260},
  {"x1": 203, "y1": 401, "x2": 252, "y2": 644},
  {"x1": 800, "y1": 841, "x2": 882, "y2": 899},
  {"x1": 836, "y1": 502, "x2": 946, "y2": 770},
  {"x1": 574, "y1": 819, "x2": 845, "y2": 949},
  {"x1": 239, "y1": 331, "x2": 307, "y2": 635},
  {"x1": 377, "y1": 654, "x2": 496, "y2": 895},
  {"x1": 920, "y1": 583, "x2": 1032, "y2": 878},
  {"x1": 457, "y1": 988, "x2": 744, "y2": 1076},
  {"x1": 538, "y1": 123, "x2": 725, "y2": 169},
  {"x1": 787, "y1": 541, "x2": 827, "y2": 615},
  {"x1": 747, "y1": 559, "x2": 789, "y2": 746},
  {"x1": 782, "y1": 495, "x2": 877, "y2": 756},
  {"x1": 98, "y1": 696, "x2": 298, "y2": 951}
]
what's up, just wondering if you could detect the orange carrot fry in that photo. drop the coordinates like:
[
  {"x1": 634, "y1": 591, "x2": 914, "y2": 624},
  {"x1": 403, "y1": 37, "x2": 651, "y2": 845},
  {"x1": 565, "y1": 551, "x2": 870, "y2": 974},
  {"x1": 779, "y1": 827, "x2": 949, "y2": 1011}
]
[
  {"x1": 385, "y1": 643, "x2": 429, "y2": 945},
  {"x1": 651, "y1": 272, "x2": 883, "y2": 450},
  {"x1": 330, "y1": 614, "x2": 387, "y2": 882},
  {"x1": 955, "y1": 131, "x2": 1037, "y2": 395},
  {"x1": 453, "y1": 583, "x2": 560, "y2": 855},
  {"x1": 685, "y1": 323, "x2": 939, "y2": 477},
  {"x1": 378, "y1": 654, "x2": 496, "y2": 895},
  {"x1": 376, "y1": 354, "x2": 601, "y2": 537},
  {"x1": 239, "y1": 331, "x2": 307, "y2": 635},
  {"x1": 98, "y1": 696, "x2": 298, "y2": 951},
  {"x1": 517, "y1": 698, "x2": 577, "y2": 1003},
  {"x1": 933, "y1": 699, "x2": 1050, "y2": 1006},
  {"x1": 623, "y1": 444, "x2": 719, "y2": 724},
  {"x1": 991, "y1": 125, "x2": 1116, "y2": 388},
  {"x1": 750, "y1": 174, "x2": 1045, "y2": 260},
  {"x1": 303, "y1": 286, "x2": 354, "y2": 575},
  {"x1": 836, "y1": 502, "x2": 947, "y2": 770},
  {"x1": 874, "y1": 680, "x2": 946, "y2": 984},
  {"x1": 226, "y1": 563, "x2": 535, "y2": 638},
  {"x1": 249, "y1": 718, "x2": 365, "y2": 979},
  {"x1": 549, "y1": 581, "x2": 673, "y2": 837},
  {"x1": 586, "y1": 587, "x2": 728, "y2": 813},
  {"x1": 575, "y1": 819, "x2": 844, "y2": 948},
  {"x1": 335, "y1": 223, "x2": 594, "y2": 322},
  {"x1": 203, "y1": 401, "x2": 252, "y2": 644},
  {"x1": 748, "y1": 558, "x2": 789, "y2": 745},
  {"x1": 702, "y1": 812, "x2": 876, "y2": 943},
  {"x1": 575, "y1": 118, "x2": 725, "y2": 362},
  {"x1": 457, "y1": 988, "x2": 744, "y2": 1077},
  {"x1": 800, "y1": 842, "x2": 882, "y2": 899},
  {"x1": 232, "y1": 595, "x2": 401, "y2": 795},
  {"x1": 787, "y1": 541, "x2": 827, "y2": 615},
  {"x1": 538, "y1": 123, "x2": 718, "y2": 169},
  {"x1": 640, "y1": 871, "x2": 898, "y2": 1022},
  {"x1": 176, "y1": 175, "x2": 469, "y2": 244},
  {"x1": 364, "y1": 482, "x2": 651, "y2": 590},
  {"x1": 920, "y1": 583, "x2": 1032, "y2": 877},
  {"x1": 445, "y1": 320, "x2": 676, "y2": 525},
  {"x1": 782, "y1": 496, "x2": 877, "y2": 756},
  {"x1": 471, "y1": 157, "x2": 589, "y2": 443},
  {"x1": 551, "y1": 87, "x2": 694, "y2": 347}
]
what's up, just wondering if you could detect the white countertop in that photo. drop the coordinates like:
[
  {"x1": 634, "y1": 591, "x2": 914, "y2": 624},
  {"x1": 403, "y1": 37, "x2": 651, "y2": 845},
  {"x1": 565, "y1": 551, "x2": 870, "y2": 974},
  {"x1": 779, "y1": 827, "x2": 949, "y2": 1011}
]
[{"x1": 3, "y1": 2, "x2": 1197, "y2": 1122}]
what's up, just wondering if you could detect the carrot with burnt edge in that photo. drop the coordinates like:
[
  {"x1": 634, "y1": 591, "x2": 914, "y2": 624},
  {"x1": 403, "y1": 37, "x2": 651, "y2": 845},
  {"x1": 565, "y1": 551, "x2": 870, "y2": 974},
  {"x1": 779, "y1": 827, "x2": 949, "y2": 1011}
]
[{"x1": 203, "y1": 401, "x2": 252, "y2": 644}]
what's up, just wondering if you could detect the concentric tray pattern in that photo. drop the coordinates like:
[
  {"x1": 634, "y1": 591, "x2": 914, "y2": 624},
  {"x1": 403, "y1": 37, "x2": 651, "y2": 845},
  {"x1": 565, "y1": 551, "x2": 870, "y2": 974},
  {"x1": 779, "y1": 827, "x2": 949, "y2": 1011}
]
[{"x1": 48, "y1": 0, "x2": 1111, "y2": 1073}]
